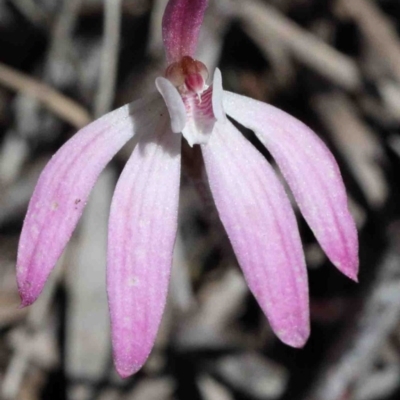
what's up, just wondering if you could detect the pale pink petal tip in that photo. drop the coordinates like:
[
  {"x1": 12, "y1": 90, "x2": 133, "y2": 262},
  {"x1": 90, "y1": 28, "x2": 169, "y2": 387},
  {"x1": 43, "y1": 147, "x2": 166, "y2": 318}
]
[
  {"x1": 114, "y1": 348, "x2": 151, "y2": 379},
  {"x1": 277, "y1": 325, "x2": 310, "y2": 348},
  {"x1": 162, "y1": 0, "x2": 208, "y2": 63},
  {"x1": 332, "y1": 252, "x2": 359, "y2": 282},
  {"x1": 222, "y1": 92, "x2": 359, "y2": 282},
  {"x1": 116, "y1": 365, "x2": 135, "y2": 380},
  {"x1": 18, "y1": 286, "x2": 37, "y2": 308},
  {"x1": 270, "y1": 306, "x2": 310, "y2": 349}
]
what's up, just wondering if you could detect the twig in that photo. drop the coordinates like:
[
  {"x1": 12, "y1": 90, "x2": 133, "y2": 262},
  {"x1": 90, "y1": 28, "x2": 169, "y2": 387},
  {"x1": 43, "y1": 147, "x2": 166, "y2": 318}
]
[
  {"x1": 80, "y1": 0, "x2": 150, "y2": 17},
  {"x1": 236, "y1": 0, "x2": 362, "y2": 91},
  {"x1": 65, "y1": 171, "x2": 114, "y2": 392},
  {"x1": 2, "y1": 255, "x2": 65, "y2": 399},
  {"x1": 10, "y1": 0, "x2": 48, "y2": 26},
  {"x1": 94, "y1": 0, "x2": 122, "y2": 117},
  {"x1": 312, "y1": 92, "x2": 387, "y2": 208},
  {"x1": 44, "y1": 0, "x2": 82, "y2": 86},
  {"x1": 338, "y1": 0, "x2": 400, "y2": 84},
  {"x1": 0, "y1": 62, "x2": 90, "y2": 128},
  {"x1": 304, "y1": 241, "x2": 400, "y2": 400},
  {"x1": 148, "y1": 0, "x2": 168, "y2": 59}
]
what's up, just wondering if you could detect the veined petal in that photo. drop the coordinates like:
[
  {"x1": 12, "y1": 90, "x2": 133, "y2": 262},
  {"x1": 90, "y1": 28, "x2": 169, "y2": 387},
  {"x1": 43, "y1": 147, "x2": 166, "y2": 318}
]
[
  {"x1": 107, "y1": 115, "x2": 181, "y2": 378},
  {"x1": 223, "y1": 92, "x2": 358, "y2": 280},
  {"x1": 201, "y1": 121, "x2": 310, "y2": 348},
  {"x1": 17, "y1": 94, "x2": 164, "y2": 307},
  {"x1": 155, "y1": 77, "x2": 187, "y2": 133},
  {"x1": 162, "y1": 0, "x2": 208, "y2": 63}
]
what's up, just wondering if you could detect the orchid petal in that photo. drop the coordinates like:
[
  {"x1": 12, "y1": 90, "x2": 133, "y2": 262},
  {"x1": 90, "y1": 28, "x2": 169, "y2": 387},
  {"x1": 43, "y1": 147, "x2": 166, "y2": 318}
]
[
  {"x1": 107, "y1": 116, "x2": 181, "y2": 378},
  {"x1": 156, "y1": 77, "x2": 187, "y2": 133},
  {"x1": 201, "y1": 121, "x2": 310, "y2": 347},
  {"x1": 162, "y1": 0, "x2": 208, "y2": 63},
  {"x1": 211, "y1": 68, "x2": 226, "y2": 123},
  {"x1": 17, "y1": 94, "x2": 164, "y2": 307},
  {"x1": 223, "y1": 92, "x2": 358, "y2": 280}
]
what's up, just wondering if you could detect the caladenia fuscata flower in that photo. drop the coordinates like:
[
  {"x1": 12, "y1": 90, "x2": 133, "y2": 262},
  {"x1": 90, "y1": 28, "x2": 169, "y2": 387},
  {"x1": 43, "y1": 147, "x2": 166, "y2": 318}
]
[{"x1": 16, "y1": 0, "x2": 359, "y2": 378}]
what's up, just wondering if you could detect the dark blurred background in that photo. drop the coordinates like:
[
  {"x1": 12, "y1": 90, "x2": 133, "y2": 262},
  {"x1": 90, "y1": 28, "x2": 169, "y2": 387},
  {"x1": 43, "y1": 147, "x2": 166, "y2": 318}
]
[{"x1": 1, "y1": 0, "x2": 400, "y2": 399}]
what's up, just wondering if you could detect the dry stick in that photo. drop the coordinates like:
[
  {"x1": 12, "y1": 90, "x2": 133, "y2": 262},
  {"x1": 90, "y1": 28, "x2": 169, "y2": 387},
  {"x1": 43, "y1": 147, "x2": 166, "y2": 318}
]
[
  {"x1": 236, "y1": 0, "x2": 362, "y2": 91},
  {"x1": 378, "y1": 80, "x2": 400, "y2": 122},
  {"x1": 198, "y1": 374, "x2": 234, "y2": 400},
  {"x1": 80, "y1": 0, "x2": 150, "y2": 17},
  {"x1": 66, "y1": 171, "x2": 114, "y2": 397},
  {"x1": 94, "y1": 0, "x2": 122, "y2": 117},
  {"x1": 2, "y1": 2, "x2": 89, "y2": 397},
  {"x1": 0, "y1": 1, "x2": 83, "y2": 185},
  {"x1": 197, "y1": 1, "x2": 230, "y2": 73},
  {"x1": 338, "y1": 0, "x2": 400, "y2": 84},
  {"x1": 0, "y1": 62, "x2": 90, "y2": 129},
  {"x1": 148, "y1": 0, "x2": 168, "y2": 59},
  {"x1": 312, "y1": 93, "x2": 387, "y2": 208},
  {"x1": 44, "y1": 0, "x2": 82, "y2": 85},
  {"x1": 304, "y1": 244, "x2": 400, "y2": 400},
  {"x1": 11, "y1": 0, "x2": 48, "y2": 26},
  {"x1": 1, "y1": 256, "x2": 65, "y2": 400}
]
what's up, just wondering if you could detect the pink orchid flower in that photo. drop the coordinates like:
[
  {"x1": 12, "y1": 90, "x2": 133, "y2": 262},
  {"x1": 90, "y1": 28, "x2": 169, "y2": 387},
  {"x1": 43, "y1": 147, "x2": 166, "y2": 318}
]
[{"x1": 16, "y1": 0, "x2": 358, "y2": 378}]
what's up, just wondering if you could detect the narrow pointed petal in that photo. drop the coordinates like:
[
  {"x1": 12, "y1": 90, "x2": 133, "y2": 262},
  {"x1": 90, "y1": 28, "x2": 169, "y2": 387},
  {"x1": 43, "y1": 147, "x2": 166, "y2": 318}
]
[
  {"x1": 17, "y1": 94, "x2": 164, "y2": 307},
  {"x1": 156, "y1": 77, "x2": 187, "y2": 133},
  {"x1": 211, "y1": 68, "x2": 226, "y2": 123},
  {"x1": 201, "y1": 121, "x2": 310, "y2": 347},
  {"x1": 108, "y1": 116, "x2": 181, "y2": 378},
  {"x1": 162, "y1": 0, "x2": 208, "y2": 63},
  {"x1": 223, "y1": 92, "x2": 358, "y2": 280}
]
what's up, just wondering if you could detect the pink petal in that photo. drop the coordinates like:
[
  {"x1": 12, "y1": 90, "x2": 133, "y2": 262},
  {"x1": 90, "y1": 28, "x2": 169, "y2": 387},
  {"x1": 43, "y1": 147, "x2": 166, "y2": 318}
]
[
  {"x1": 17, "y1": 94, "x2": 164, "y2": 307},
  {"x1": 162, "y1": 0, "x2": 208, "y2": 63},
  {"x1": 223, "y1": 92, "x2": 358, "y2": 280},
  {"x1": 201, "y1": 121, "x2": 310, "y2": 348},
  {"x1": 107, "y1": 116, "x2": 181, "y2": 378}
]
